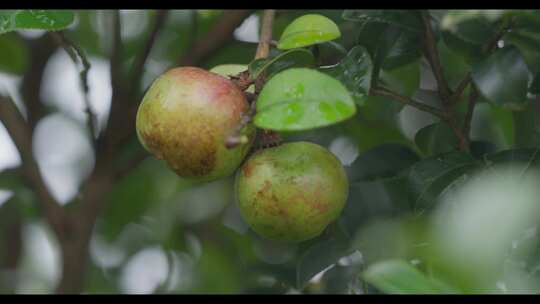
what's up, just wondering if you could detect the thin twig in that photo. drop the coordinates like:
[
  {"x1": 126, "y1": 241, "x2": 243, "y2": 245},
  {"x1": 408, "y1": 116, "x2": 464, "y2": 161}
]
[
  {"x1": 50, "y1": 31, "x2": 97, "y2": 145},
  {"x1": 421, "y1": 11, "x2": 452, "y2": 101},
  {"x1": 226, "y1": 9, "x2": 277, "y2": 149},
  {"x1": 0, "y1": 94, "x2": 66, "y2": 238},
  {"x1": 370, "y1": 86, "x2": 446, "y2": 118},
  {"x1": 255, "y1": 10, "x2": 276, "y2": 60},
  {"x1": 129, "y1": 10, "x2": 169, "y2": 98}
]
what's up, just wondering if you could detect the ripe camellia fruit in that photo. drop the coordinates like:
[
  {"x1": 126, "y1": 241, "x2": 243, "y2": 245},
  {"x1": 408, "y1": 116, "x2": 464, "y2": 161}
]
[
  {"x1": 236, "y1": 141, "x2": 349, "y2": 242},
  {"x1": 136, "y1": 67, "x2": 255, "y2": 182}
]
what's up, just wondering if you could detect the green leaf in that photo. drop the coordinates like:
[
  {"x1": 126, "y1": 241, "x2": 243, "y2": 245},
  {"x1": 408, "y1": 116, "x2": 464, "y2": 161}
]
[
  {"x1": 441, "y1": 10, "x2": 503, "y2": 45},
  {"x1": 506, "y1": 29, "x2": 540, "y2": 74},
  {"x1": 484, "y1": 147, "x2": 540, "y2": 167},
  {"x1": 210, "y1": 64, "x2": 254, "y2": 93},
  {"x1": 0, "y1": 10, "x2": 75, "y2": 34},
  {"x1": 348, "y1": 144, "x2": 420, "y2": 182},
  {"x1": 362, "y1": 259, "x2": 459, "y2": 294},
  {"x1": 342, "y1": 10, "x2": 423, "y2": 32},
  {"x1": 355, "y1": 20, "x2": 421, "y2": 74},
  {"x1": 248, "y1": 48, "x2": 315, "y2": 80},
  {"x1": 209, "y1": 64, "x2": 247, "y2": 76},
  {"x1": 441, "y1": 31, "x2": 484, "y2": 65},
  {"x1": 320, "y1": 46, "x2": 372, "y2": 106},
  {"x1": 0, "y1": 34, "x2": 28, "y2": 74},
  {"x1": 277, "y1": 14, "x2": 341, "y2": 50},
  {"x1": 404, "y1": 152, "x2": 479, "y2": 211},
  {"x1": 380, "y1": 60, "x2": 421, "y2": 97},
  {"x1": 531, "y1": 72, "x2": 540, "y2": 94},
  {"x1": 254, "y1": 68, "x2": 356, "y2": 131},
  {"x1": 381, "y1": 29, "x2": 422, "y2": 70},
  {"x1": 472, "y1": 46, "x2": 531, "y2": 110},
  {"x1": 296, "y1": 224, "x2": 352, "y2": 290},
  {"x1": 414, "y1": 123, "x2": 459, "y2": 156}
]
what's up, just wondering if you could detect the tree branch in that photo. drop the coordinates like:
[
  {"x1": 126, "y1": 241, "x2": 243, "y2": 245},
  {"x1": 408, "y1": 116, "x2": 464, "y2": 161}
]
[
  {"x1": 255, "y1": 10, "x2": 276, "y2": 60},
  {"x1": 421, "y1": 11, "x2": 452, "y2": 101},
  {"x1": 50, "y1": 31, "x2": 97, "y2": 145},
  {"x1": 0, "y1": 95, "x2": 66, "y2": 237},
  {"x1": 98, "y1": 10, "x2": 125, "y2": 160},
  {"x1": 370, "y1": 86, "x2": 446, "y2": 118},
  {"x1": 20, "y1": 34, "x2": 58, "y2": 131},
  {"x1": 129, "y1": 10, "x2": 169, "y2": 98},
  {"x1": 177, "y1": 10, "x2": 253, "y2": 66}
]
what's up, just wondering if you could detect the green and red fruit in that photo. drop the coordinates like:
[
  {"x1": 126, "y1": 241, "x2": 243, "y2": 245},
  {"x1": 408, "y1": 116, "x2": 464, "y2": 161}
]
[
  {"x1": 236, "y1": 141, "x2": 349, "y2": 242},
  {"x1": 136, "y1": 67, "x2": 255, "y2": 182}
]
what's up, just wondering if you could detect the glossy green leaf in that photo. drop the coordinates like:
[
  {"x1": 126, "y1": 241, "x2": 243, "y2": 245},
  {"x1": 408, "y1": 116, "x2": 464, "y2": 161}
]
[
  {"x1": 320, "y1": 46, "x2": 372, "y2": 106},
  {"x1": 210, "y1": 64, "x2": 254, "y2": 93},
  {"x1": 403, "y1": 152, "x2": 479, "y2": 211},
  {"x1": 415, "y1": 123, "x2": 459, "y2": 156},
  {"x1": 209, "y1": 64, "x2": 247, "y2": 77},
  {"x1": 382, "y1": 29, "x2": 422, "y2": 70},
  {"x1": 472, "y1": 46, "x2": 531, "y2": 110},
  {"x1": 441, "y1": 31, "x2": 484, "y2": 65},
  {"x1": 296, "y1": 224, "x2": 352, "y2": 290},
  {"x1": 506, "y1": 30, "x2": 540, "y2": 74},
  {"x1": 348, "y1": 144, "x2": 420, "y2": 182},
  {"x1": 254, "y1": 68, "x2": 356, "y2": 131},
  {"x1": 441, "y1": 10, "x2": 502, "y2": 45},
  {"x1": 342, "y1": 10, "x2": 423, "y2": 32},
  {"x1": 380, "y1": 60, "x2": 421, "y2": 97},
  {"x1": 363, "y1": 259, "x2": 459, "y2": 294},
  {"x1": 277, "y1": 14, "x2": 341, "y2": 50},
  {"x1": 531, "y1": 72, "x2": 540, "y2": 94},
  {"x1": 248, "y1": 48, "x2": 315, "y2": 80},
  {"x1": 0, "y1": 10, "x2": 75, "y2": 34},
  {"x1": 355, "y1": 20, "x2": 421, "y2": 75},
  {"x1": 484, "y1": 147, "x2": 540, "y2": 168}
]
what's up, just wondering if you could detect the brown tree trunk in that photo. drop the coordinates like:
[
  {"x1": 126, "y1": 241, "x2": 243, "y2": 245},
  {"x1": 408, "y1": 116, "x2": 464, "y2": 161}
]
[{"x1": 55, "y1": 235, "x2": 91, "y2": 294}]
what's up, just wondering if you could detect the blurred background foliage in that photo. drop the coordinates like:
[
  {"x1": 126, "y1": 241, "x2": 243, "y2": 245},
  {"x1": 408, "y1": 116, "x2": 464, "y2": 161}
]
[{"x1": 1, "y1": 9, "x2": 540, "y2": 294}]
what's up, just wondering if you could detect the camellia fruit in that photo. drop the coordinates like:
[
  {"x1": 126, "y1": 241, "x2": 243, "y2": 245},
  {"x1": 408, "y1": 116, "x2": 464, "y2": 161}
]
[
  {"x1": 136, "y1": 67, "x2": 255, "y2": 182},
  {"x1": 235, "y1": 141, "x2": 349, "y2": 242}
]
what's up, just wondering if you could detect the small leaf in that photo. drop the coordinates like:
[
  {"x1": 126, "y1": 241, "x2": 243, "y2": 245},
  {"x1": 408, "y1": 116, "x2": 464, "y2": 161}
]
[
  {"x1": 277, "y1": 14, "x2": 341, "y2": 50},
  {"x1": 362, "y1": 259, "x2": 459, "y2": 294},
  {"x1": 342, "y1": 10, "x2": 423, "y2": 32},
  {"x1": 348, "y1": 144, "x2": 420, "y2": 182},
  {"x1": 415, "y1": 123, "x2": 459, "y2": 156},
  {"x1": 210, "y1": 64, "x2": 254, "y2": 93},
  {"x1": 472, "y1": 46, "x2": 531, "y2": 110},
  {"x1": 247, "y1": 48, "x2": 314, "y2": 80},
  {"x1": 0, "y1": 10, "x2": 75, "y2": 34},
  {"x1": 209, "y1": 64, "x2": 247, "y2": 77},
  {"x1": 320, "y1": 45, "x2": 372, "y2": 106},
  {"x1": 254, "y1": 68, "x2": 356, "y2": 131}
]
